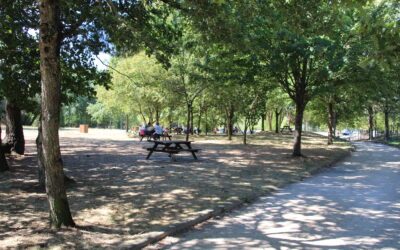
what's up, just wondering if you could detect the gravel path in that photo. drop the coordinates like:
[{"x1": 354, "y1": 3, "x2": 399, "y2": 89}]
[{"x1": 156, "y1": 142, "x2": 400, "y2": 249}]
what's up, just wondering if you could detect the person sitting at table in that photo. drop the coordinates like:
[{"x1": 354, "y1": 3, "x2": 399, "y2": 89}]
[
  {"x1": 153, "y1": 122, "x2": 163, "y2": 139},
  {"x1": 139, "y1": 125, "x2": 146, "y2": 136},
  {"x1": 146, "y1": 122, "x2": 154, "y2": 136}
]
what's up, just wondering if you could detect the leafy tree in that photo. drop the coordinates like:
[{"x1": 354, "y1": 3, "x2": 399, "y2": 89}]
[
  {"x1": 239, "y1": 82, "x2": 267, "y2": 145},
  {"x1": 170, "y1": 48, "x2": 209, "y2": 141},
  {"x1": 35, "y1": 0, "x2": 222, "y2": 228},
  {"x1": 86, "y1": 101, "x2": 116, "y2": 128},
  {"x1": 359, "y1": 0, "x2": 400, "y2": 68},
  {"x1": 261, "y1": 1, "x2": 360, "y2": 156},
  {"x1": 0, "y1": 1, "x2": 39, "y2": 155}
]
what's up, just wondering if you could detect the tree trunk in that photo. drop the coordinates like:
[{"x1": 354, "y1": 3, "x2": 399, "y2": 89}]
[
  {"x1": 226, "y1": 105, "x2": 234, "y2": 140},
  {"x1": 333, "y1": 113, "x2": 337, "y2": 137},
  {"x1": 3, "y1": 101, "x2": 25, "y2": 155},
  {"x1": 267, "y1": 112, "x2": 273, "y2": 131},
  {"x1": 36, "y1": 118, "x2": 45, "y2": 188},
  {"x1": 0, "y1": 125, "x2": 9, "y2": 172},
  {"x1": 367, "y1": 106, "x2": 374, "y2": 140},
  {"x1": 327, "y1": 102, "x2": 334, "y2": 145},
  {"x1": 39, "y1": 0, "x2": 75, "y2": 228},
  {"x1": 293, "y1": 103, "x2": 305, "y2": 157},
  {"x1": 185, "y1": 103, "x2": 191, "y2": 141},
  {"x1": 125, "y1": 114, "x2": 129, "y2": 132},
  {"x1": 155, "y1": 108, "x2": 160, "y2": 124},
  {"x1": 384, "y1": 109, "x2": 390, "y2": 140},
  {"x1": 197, "y1": 108, "x2": 202, "y2": 134},
  {"x1": 275, "y1": 109, "x2": 280, "y2": 133},
  {"x1": 261, "y1": 113, "x2": 266, "y2": 131}
]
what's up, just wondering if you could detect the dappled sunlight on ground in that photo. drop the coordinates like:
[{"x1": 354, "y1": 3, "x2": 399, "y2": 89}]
[
  {"x1": 0, "y1": 128, "x2": 351, "y2": 248},
  {"x1": 154, "y1": 142, "x2": 400, "y2": 250}
]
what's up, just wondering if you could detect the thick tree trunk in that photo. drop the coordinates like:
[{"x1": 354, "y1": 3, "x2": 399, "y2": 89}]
[
  {"x1": 0, "y1": 126, "x2": 9, "y2": 172},
  {"x1": 3, "y1": 101, "x2": 25, "y2": 155},
  {"x1": 293, "y1": 103, "x2": 305, "y2": 157},
  {"x1": 327, "y1": 103, "x2": 334, "y2": 145},
  {"x1": 266, "y1": 112, "x2": 272, "y2": 131},
  {"x1": 39, "y1": 0, "x2": 75, "y2": 228},
  {"x1": 367, "y1": 106, "x2": 374, "y2": 140},
  {"x1": 384, "y1": 110, "x2": 390, "y2": 140}
]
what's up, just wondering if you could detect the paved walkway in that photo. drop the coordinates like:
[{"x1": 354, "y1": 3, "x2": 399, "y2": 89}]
[{"x1": 157, "y1": 142, "x2": 400, "y2": 249}]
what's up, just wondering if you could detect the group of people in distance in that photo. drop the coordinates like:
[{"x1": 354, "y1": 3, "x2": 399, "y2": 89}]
[{"x1": 139, "y1": 122, "x2": 168, "y2": 139}]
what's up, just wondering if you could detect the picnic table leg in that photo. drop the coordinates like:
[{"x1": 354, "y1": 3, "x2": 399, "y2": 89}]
[
  {"x1": 146, "y1": 150, "x2": 154, "y2": 160},
  {"x1": 186, "y1": 143, "x2": 198, "y2": 160},
  {"x1": 146, "y1": 142, "x2": 159, "y2": 160}
]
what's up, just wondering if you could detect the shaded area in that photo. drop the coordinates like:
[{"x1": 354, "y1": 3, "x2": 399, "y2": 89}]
[{"x1": 0, "y1": 128, "x2": 350, "y2": 248}]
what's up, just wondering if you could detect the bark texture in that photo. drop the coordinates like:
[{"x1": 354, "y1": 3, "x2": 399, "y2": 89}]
[
  {"x1": 36, "y1": 119, "x2": 46, "y2": 188},
  {"x1": 4, "y1": 101, "x2": 25, "y2": 155},
  {"x1": 293, "y1": 104, "x2": 305, "y2": 157},
  {"x1": 243, "y1": 123, "x2": 248, "y2": 145},
  {"x1": 384, "y1": 110, "x2": 390, "y2": 140},
  {"x1": 39, "y1": 0, "x2": 75, "y2": 228},
  {"x1": 327, "y1": 102, "x2": 335, "y2": 145},
  {"x1": 226, "y1": 104, "x2": 234, "y2": 140},
  {"x1": 275, "y1": 108, "x2": 281, "y2": 134},
  {"x1": 267, "y1": 112, "x2": 273, "y2": 131}
]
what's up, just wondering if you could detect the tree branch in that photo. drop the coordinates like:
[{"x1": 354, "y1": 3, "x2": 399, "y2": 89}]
[{"x1": 95, "y1": 55, "x2": 142, "y2": 87}]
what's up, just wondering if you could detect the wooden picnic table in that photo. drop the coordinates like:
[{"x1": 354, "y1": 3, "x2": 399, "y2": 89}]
[{"x1": 145, "y1": 140, "x2": 200, "y2": 161}]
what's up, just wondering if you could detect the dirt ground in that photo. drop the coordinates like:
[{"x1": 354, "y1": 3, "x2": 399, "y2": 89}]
[{"x1": 0, "y1": 128, "x2": 351, "y2": 249}]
